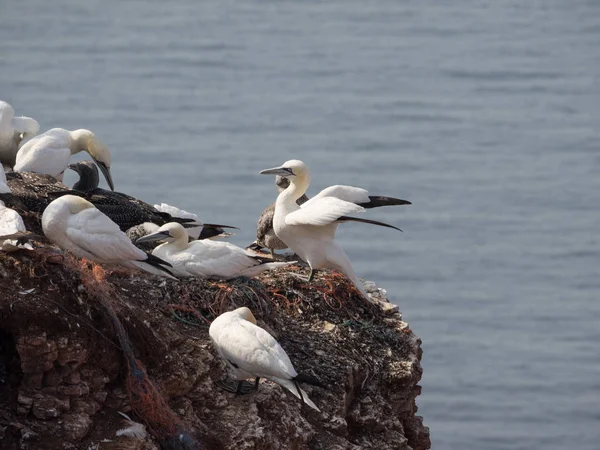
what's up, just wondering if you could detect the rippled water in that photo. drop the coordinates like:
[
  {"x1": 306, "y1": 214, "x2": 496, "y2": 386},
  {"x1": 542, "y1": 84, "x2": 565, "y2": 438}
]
[{"x1": 2, "y1": 1, "x2": 599, "y2": 449}]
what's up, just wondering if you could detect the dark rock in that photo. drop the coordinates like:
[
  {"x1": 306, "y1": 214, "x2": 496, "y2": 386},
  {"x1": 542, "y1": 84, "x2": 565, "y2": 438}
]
[{"x1": 0, "y1": 249, "x2": 430, "y2": 449}]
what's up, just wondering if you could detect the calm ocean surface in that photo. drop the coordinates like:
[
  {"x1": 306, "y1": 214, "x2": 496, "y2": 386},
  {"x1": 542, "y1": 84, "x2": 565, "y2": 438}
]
[{"x1": 2, "y1": 1, "x2": 599, "y2": 448}]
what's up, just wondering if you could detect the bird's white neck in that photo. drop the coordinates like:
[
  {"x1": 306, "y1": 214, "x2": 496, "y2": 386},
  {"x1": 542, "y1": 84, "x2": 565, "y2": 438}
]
[
  {"x1": 277, "y1": 173, "x2": 310, "y2": 212},
  {"x1": 69, "y1": 129, "x2": 95, "y2": 155},
  {"x1": 173, "y1": 231, "x2": 189, "y2": 250},
  {"x1": 159, "y1": 230, "x2": 189, "y2": 252}
]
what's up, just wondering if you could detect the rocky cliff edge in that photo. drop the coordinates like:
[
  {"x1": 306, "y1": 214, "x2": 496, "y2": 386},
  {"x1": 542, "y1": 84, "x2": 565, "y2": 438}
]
[{"x1": 0, "y1": 249, "x2": 430, "y2": 450}]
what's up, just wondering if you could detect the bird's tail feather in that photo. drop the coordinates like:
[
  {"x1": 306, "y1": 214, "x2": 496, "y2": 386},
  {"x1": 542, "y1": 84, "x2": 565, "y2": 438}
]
[
  {"x1": 293, "y1": 373, "x2": 327, "y2": 389},
  {"x1": 330, "y1": 247, "x2": 372, "y2": 302},
  {"x1": 131, "y1": 254, "x2": 176, "y2": 280},
  {"x1": 131, "y1": 261, "x2": 177, "y2": 280},
  {"x1": 163, "y1": 215, "x2": 197, "y2": 225},
  {"x1": 275, "y1": 378, "x2": 320, "y2": 412}
]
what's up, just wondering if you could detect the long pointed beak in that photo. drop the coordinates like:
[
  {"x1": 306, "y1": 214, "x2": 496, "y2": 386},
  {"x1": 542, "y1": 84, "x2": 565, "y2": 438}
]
[
  {"x1": 135, "y1": 230, "x2": 171, "y2": 245},
  {"x1": 259, "y1": 166, "x2": 293, "y2": 176},
  {"x1": 93, "y1": 159, "x2": 115, "y2": 191},
  {"x1": 203, "y1": 223, "x2": 240, "y2": 230}
]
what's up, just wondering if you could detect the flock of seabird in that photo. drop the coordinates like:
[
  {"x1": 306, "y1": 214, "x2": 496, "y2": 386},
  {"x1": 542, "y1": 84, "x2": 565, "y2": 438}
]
[{"x1": 0, "y1": 100, "x2": 411, "y2": 411}]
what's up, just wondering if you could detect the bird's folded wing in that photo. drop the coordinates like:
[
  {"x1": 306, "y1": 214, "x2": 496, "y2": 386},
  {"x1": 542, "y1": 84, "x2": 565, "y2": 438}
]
[
  {"x1": 218, "y1": 321, "x2": 297, "y2": 380},
  {"x1": 243, "y1": 321, "x2": 297, "y2": 378},
  {"x1": 0, "y1": 207, "x2": 26, "y2": 234},
  {"x1": 15, "y1": 139, "x2": 71, "y2": 177},
  {"x1": 305, "y1": 185, "x2": 370, "y2": 206},
  {"x1": 66, "y1": 208, "x2": 146, "y2": 261},
  {"x1": 286, "y1": 197, "x2": 365, "y2": 226},
  {"x1": 185, "y1": 241, "x2": 259, "y2": 277}
]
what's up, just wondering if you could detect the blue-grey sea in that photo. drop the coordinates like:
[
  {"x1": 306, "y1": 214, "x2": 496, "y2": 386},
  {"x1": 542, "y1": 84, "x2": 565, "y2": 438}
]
[{"x1": 2, "y1": 1, "x2": 599, "y2": 449}]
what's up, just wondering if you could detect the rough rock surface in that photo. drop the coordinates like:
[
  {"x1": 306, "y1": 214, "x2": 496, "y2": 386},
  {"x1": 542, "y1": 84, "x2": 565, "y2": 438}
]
[{"x1": 0, "y1": 249, "x2": 430, "y2": 449}]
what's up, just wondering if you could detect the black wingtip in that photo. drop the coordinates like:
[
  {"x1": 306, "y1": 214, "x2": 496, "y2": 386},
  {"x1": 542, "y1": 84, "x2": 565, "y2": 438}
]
[
  {"x1": 337, "y1": 215, "x2": 402, "y2": 231},
  {"x1": 169, "y1": 216, "x2": 198, "y2": 224},
  {"x1": 198, "y1": 224, "x2": 239, "y2": 240},
  {"x1": 361, "y1": 196, "x2": 412, "y2": 208},
  {"x1": 143, "y1": 253, "x2": 174, "y2": 277}
]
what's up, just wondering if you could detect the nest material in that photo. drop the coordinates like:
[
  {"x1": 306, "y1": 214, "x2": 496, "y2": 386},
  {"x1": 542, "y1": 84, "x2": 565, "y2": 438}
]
[{"x1": 0, "y1": 247, "x2": 425, "y2": 449}]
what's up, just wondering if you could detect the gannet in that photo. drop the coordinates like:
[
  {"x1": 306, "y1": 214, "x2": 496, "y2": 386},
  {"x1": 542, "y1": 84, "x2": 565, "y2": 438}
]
[
  {"x1": 0, "y1": 200, "x2": 31, "y2": 251},
  {"x1": 0, "y1": 101, "x2": 39, "y2": 168},
  {"x1": 260, "y1": 159, "x2": 410, "y2": 300},
  {"x1": 249, "y1": 175, "x2": 309, "y2": 256},
  {"x1": 135, "y1": 222, "x2": 292, "y2": 279},
  {"x1": 209, "y1": 307, "x2": 323, "y2": 411},
  {"x1": 67, "y1": 161, "x2": 212, "y2": 232},
  {"x1": 0, "y1": 170, "x2": 30, "y2": 251},
  {"x1": 154, "y1": 203, "x2": 237, "y2": 240},
  {"x1": 15, "y1": 128, "x2": 114, "y2": 190},
  {"x1": 42, "y1": 195, "x2": 174, "y2": 278}
]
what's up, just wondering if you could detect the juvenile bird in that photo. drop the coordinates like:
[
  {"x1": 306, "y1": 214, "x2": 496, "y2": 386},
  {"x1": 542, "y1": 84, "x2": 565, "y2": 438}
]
[{"x1": 260, "y1": 159, "x2": 409, "y2": 300}]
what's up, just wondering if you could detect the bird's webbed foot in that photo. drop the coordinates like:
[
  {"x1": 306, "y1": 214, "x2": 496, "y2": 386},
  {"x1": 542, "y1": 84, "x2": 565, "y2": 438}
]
[{"x1": 216, "y1": 379, "x2": 259, "y2": 395}]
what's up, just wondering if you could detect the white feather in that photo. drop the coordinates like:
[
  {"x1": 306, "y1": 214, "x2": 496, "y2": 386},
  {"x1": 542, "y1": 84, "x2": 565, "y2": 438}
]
[
  {"x1": 150, "y1": 223, "x2": 290, "y2": 279},
  {"x1": 0, "y1": 199, "x2": 28, "y2": 252},
  {"x1": 42, "y1": 195, "x2": 172, "y2": 278},
  {"x1": 0, "y1": 101, "x2": 39, "y2": 167},
  {"x1": 65, "y1": 208, "x2": 147, "y2": 262},
  {"x1": 264, "y1": 160, "x2": 372, "y2": 300},
  {"x1": 305, "y1": 184, "x2": 371, "y2": 205},
  {"x1": 14, "y1": 129, "x2": 73, "y2": 179},
  {"x1": 115, "y1": 411, "x2": 147, "y2": 439},
  {"x1": 209, "y1": 308, "x2": 320, "y2": 411},
  {"x1": 285, "y1": 196, "x2": 364, "y2": 227},
  {"x1": 15, "y1": 128, "x2": 111, "y2": 186}
]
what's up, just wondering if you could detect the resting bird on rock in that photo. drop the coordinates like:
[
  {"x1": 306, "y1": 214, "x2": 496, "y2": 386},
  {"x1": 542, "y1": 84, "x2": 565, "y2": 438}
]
[
  {"x1": 136, "y1": 222, "x2": 291, "y2": 280},
  {"x1": 0, "y1": 169, "x2": 33, "y2": 251},
  {"x1": 67, "y1": 161, "x2": 236, "y2": 233},
  {"x1": 209, "y1": 307, "x2": 324, "y2": 411},
  {"x1": 260, "y1": 159, "x2": 410, "y2": 301},
  {"x1": 42, "y1": 195, "x2": 174, "y2": 278}
]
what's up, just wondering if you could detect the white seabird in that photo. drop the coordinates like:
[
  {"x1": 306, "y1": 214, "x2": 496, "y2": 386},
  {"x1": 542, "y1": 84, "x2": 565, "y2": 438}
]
[
  {"x1": 15, "y1": 128, "x2": 114, "y2": 190},
  {"x1": 135, "y1": 222, "x2": 291, "y2": 279},
  {"x1": 41, "y1": 195, "x2": 173, "y2": 277},
  {"x1": 259, "y1": 159, "x2": 408, "y2": 301},
  {"x1": 209, "y1": 307, "x2": 323, "y2": 411},
  {"x1": 0, "y1": 101, "x2": 39, "y2": 168},
  {"x1": 0, "y1": 170, "x2": 29, "y2": 251},
  {"x1": 0, "y1": 200, "x2": 30, "y2": 252}
]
